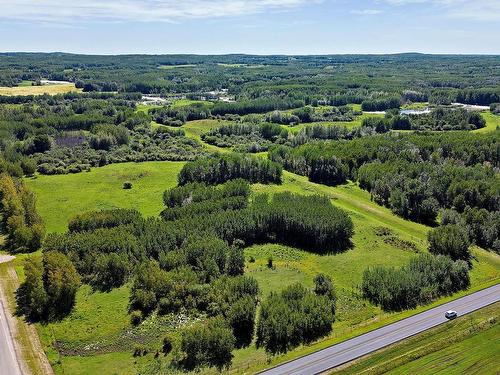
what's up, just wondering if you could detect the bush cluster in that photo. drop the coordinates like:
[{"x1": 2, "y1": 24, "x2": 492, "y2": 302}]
[
  {"x1": 0, "y1": 94, "x2": 205, "y2": 175},
  {"x1": 256, "y1": 281, "x2": 336, "y2": 354},
  {"x1": 16, "y1": 251, "x2": 80, "y2": 321},
  {"x1": 362, "y1": 254, "x2": 470, "y2": 311},
  {"x1": 0, "y1": 174, "x2": 45, "y2": 253}
]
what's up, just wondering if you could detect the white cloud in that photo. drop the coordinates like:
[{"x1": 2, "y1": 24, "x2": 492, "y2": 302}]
[
  {"x1": 0, "y1": 0, "x2": 316, "y2": 23},
  {"x1": 380, "y1": 0, "x2": 500, "y2": 21},
  {"x1": 350, "y1": 9, "x2": 383, "y2": 15}
]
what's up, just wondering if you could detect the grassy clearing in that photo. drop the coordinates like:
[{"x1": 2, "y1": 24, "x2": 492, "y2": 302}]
[
  {"x1": 287, "y1": 112, "x2": 385, "y2": 133},
  {"x1": 41, "y1": 285, "x2": 131, "y2": 348},
  {"x1": 25, "y1": 161, "x2": 184, "y2": 233},
  {"x1": 135, "y1": 103, "x2": 162, "y2": 114},
  {"x1": 0, "y1": 83, "x2": 80, "y2": 96},
  {"x1": 182, "y1": 119, "x2": 231, "y2": 153},
  {"x1": 476, "y1": 112, "x2": 499, "y2": 133},
  {"x1": 157, "y1": 64, "x2": 197, "y2": 69},
  {"x1": 401, "y1": 102, "x2": 429, "y2": 110},
  {"x1": 171, "y1": 99, "x2": 213, "y2": 108},
  {"x1": 334, "y1": 302, "x2": 499, "y2": 375},
  {"x1": 55, "y1": 352, "x2": 139, "y2": 375},
  {"x1": 18, "y1": 80, "x2": 35, "y2": 87}
]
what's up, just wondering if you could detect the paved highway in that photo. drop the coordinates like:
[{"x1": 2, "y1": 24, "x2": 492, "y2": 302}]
[
  {"x1": 260, "y1": 283, "x2": 500, "y2": 375},
  {"x1": 0, "y1": 255, "x2": 23, "y2": 375}
]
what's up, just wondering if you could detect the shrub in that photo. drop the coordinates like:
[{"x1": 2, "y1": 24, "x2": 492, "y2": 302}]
[
  {"x1": 133, "y1": 344, "x2": 148, "y2": 357},
  {"x1": 314, "y1": 273, "x2": 336, "y2": 301},
  {"x1": 256, "y1": 282, "x2": 335, "y2": 354},
  {"x1": 130, "y1": 310, "x2": 142, "y2": 326},
  {"x1": 123, "y1": 181, "x2": 132, "y2": 189},
  {"x1": 162, "y1": 334, "x2": 174, "y2": 355},
  {"x1": 428, "y1": 224, "x2": 471, "y2": 262},
  {"x1": 178, "y1": 317, "x2": 235, "y2": 371},
  {"x1": 20, "y1": 158, "x2": 37, "y2": 176}
]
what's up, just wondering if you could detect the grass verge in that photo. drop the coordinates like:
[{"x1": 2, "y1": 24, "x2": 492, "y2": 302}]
[
  {"x1": 333, "y1": 302, "x2": 499, "y2": 375},
  {"x1": 0, "y1": 255, "x2": 53, "y2": 375}
]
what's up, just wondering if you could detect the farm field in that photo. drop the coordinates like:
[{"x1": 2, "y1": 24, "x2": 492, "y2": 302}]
[
  {"x1": 24, "y1": 164, "x2": 500, "y2": 375},
  {"x1": 334, "y1": 302, "x2": 499, "y2": 375},
  {"x1": 0, "y1": 82, "x2": 80, "y2": 96}
]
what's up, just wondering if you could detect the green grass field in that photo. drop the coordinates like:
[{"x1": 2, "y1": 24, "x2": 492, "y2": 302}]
[
  {"x1": 135, "y1": 103, "x2": 162, "y2": 113},
  {"x1": 401, "y1": 102, "x2": 429, "y2": 110},
  {"x1": 21, "y1": 110, "x2": 500, "y2": 374},
  {"x1": 24, "y1": 163, "x2": 500, "y2": 375},
  {"x1": 334, "y1": 302, "x2": 499, "y2": 375},
  {"x1": 182, "y1": 119, "x2": 231, "y2": 153},
  {"x1": 171, "y1": 99, "x2": 213, "y2": 109},
  {"x1": 25, "y1": 161, "x2": 184, "y2": 232},
  {"x1": 476, "y1": 112, "x2": 500, "y2": 133}
]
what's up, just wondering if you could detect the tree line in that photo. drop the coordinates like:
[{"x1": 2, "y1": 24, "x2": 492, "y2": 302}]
[{"x1": 178, "y1": 153, "x2": 283, "y2": 185}]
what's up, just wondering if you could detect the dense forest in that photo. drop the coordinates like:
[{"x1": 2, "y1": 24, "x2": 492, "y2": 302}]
[{"x1": 1, "y1": 53, "x2": 499, "y2": 107}]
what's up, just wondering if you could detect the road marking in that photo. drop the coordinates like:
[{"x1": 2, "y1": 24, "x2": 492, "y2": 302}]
[{"x1": 260, "y1": 284, "x2": 500, "y2": 375}]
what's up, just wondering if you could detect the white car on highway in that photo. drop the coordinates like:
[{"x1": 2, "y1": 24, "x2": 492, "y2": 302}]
[{"x1": 445, "y1": 310, "x2": 457, "y2": 319}]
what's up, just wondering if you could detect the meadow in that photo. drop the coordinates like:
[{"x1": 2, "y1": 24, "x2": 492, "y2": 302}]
[
  {"x1": 21, "y1": 110, "x2": 500, "y2": 374},
  {"x1": 24, "y1": 163, "x2": 500, "y2": 375},
  {"x1": 475, "y1": 111, "x2": 500, "y2": 133},
  {"x1": 25, "y1": 161, "x2": 184, "y2": 233}
]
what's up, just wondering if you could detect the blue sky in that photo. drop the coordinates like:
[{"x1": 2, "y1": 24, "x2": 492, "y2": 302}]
[{"x1": 0, "y1": 0, "x2": 499, "y2": 54}]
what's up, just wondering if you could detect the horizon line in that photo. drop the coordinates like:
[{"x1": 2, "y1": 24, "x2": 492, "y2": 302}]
[{"x1": 1, "y1": 51, "x2": 500, "y2": 57}]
